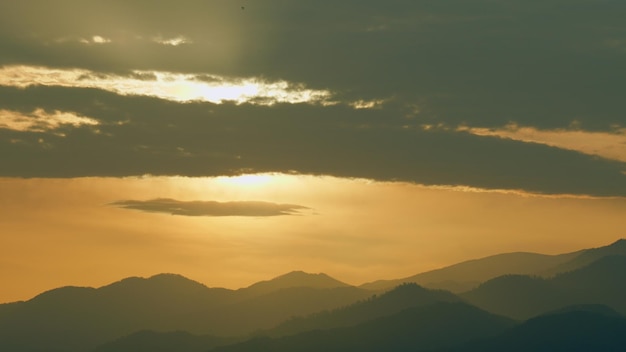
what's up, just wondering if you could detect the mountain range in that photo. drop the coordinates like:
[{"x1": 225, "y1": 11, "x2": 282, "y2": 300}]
[
  {"x1": 1, "y1": 238, "x2": 624, "y2": 352},
  {"x1": 360, "y1": 239, "x2": 626, "y2": 292}
]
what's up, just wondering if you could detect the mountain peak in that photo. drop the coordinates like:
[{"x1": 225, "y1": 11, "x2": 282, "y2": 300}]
[
  {"x1": 244, "y1": 271, "x2": 349, "y2": 295},
  {"x1": 98, "y1": 273, "x2": 211, "y2": 297},
  {"x1": 275, "y1": 270, "x2": 335, "y2": 280}
]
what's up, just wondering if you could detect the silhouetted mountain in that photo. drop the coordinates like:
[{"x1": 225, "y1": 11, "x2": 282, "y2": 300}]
[
  {"x1": 0, "y1": 274, "x2": 231, "y2": 352},
  {"x1": 361, "y1": 239, "x2": 626, "y2": 293},
  {"x1": 453, "y1": 308, "x2": 626, "y2": 352},
  {"x1": 3, "y1": 240, "x2": 625, "y2": 352},
  {"x1": 239, "y1": 271, "x2": 350, "y2": 297},
  {"x1": 542, "y1": 303, "x2": 623, "y2": 318},
  {"x1": 461, "y1": 275, "x2": 565, "y2": 319},
  {"x1": 266, "y1": 283, "x2": 460, "y2": 337},
  {"x1": 462, "y1": 255, "x2": 626, "y2": 319},
  {"x1": 93, "y1": 330, "x2": 236, "y2": 352},
  {"x1": 204, "y1": 286, "x2": 372, "y2": 336},
  {"x1": 211, "y1": 302, "x2": 515, "y2": 352},
  {"x1": 0, "y1": 272, "x2": 370, "y2": 352},
  {"x1": 551, "y1": 255, "x2": 626, "y2": 313},
  {"x1": 540, "y1": 238, "x2": 626, "y2": 276},
  {"x1": 361, "y1": 251, "x2": 579, "y2": 292}
]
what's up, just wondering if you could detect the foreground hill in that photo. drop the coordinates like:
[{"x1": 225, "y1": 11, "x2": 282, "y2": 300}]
[
  {"x1": 452, "y1": 306, "x2": 626, "y2": 352},
  {"x1": 361, "y1": 239, "x2": 626, "y2": 292},
  {"x1": 462, "y1": 255, "x2": 626, "y2": 319},
  {"x1": 266, "y1": 283, "x2": 460, "y2": 337},
  {"x1": 92, "y1": 283, "x2": 461, "y2": 351},
  {"x1": 208, "y1": 303, "x2": 626, "y2": 352},
  {"x1": 0, "y1": 272, "x2": 370, "y2": 352},
  {"x1": 211, "y1": 302, "x2": 515, "y2": 352},
  {"x1": 93, "y1": 330, "x2": 236, "y2": 352}
]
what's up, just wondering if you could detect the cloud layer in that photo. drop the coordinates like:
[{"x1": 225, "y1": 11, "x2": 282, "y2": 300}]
[
  {"x1": 0, "y1": 0, "x2": 625, "y2": 196},
  {"x1": 110, "y1": 198, "x2": 310, "y2": 217}
]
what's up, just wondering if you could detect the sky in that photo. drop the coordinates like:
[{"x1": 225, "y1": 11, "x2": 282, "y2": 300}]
[{"x1": 1, "y1": 0, "x2": 625, "y2": 303}]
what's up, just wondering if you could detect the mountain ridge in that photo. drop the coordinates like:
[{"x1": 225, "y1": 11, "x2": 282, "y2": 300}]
[
  {"x1": 2, "y1": 239, "x2": 625, "y2": 352},
  {"x1": 360, "y1": 238, "x2": 625, "y2": 292},
  {"x1": 462, "y1": 254, "x2": 626, "y2": 319}
]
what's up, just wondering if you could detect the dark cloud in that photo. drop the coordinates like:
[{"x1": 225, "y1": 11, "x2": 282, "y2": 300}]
[
  {"x1": 0, "y1": 86, "x2": 624, "y2": 197},
  {"x1": 1, "y1": 1, "x2": 625, "y2": 196},
  {"x1": 109, "y1": 198, "x2": 310, "y2": 217},
  {"x1": 1, "y1": 0, "x2": 625, "y2": 130}
]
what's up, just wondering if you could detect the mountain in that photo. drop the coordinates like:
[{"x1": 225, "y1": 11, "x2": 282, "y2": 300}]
[
  {"x1": 210, "y1": 302, "x2": 515, "y2": 352},
  {"x1": 204, "y1": 286, "x2": 372, "y2": 336},
  {"x1": 540, "y1": 238, "x2": 626, "y2": 276},
  {"x1": 3, "y1": 240, "x2": 625, "y2": 352},
  {"x1": 550, "y1": 255, "x2": 626, "y2": 312},
  {"x1": 461, "y1": 275, "x2": 565, "y2": 319},
  {"x1": 453, "y1": 307, "x2": 626, "y2": 352},
  {"x1": 266, "y1": 283, "x2": 460, "y2": 337},
  {"x1": 239, "y1": 271, "x2": 350, "y2": 297},
  {"x1": 361, "y1": 238, "x2": 626, "y2": 292},
  {"x1": 462, "y1": 255, "x2": 626, "y2": 320},
  {"x1": 93, "y1": 330, "x2": 236, "y2": 352},
  {"x1": 94, "y1": 284, "x2": 460, "y2": 352},
  {"x1": 0, "y1": 272, "x2": 370, "y2": 352},
  {"x1": 0, "y1": 274, "x2": 231, "y2": 352}
]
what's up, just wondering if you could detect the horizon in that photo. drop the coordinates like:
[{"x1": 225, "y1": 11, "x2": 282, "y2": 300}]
[
  {"x1": 3, "y1": 237, "x2": 625, "y2": 304},
  {"x1": 2, "y1": 1, "x2": 626, "y2": 306}
]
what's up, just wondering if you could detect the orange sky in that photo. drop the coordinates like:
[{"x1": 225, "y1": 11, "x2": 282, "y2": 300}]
[
  {"x1": 1, "y1": 175, "x2": 625, "y2": 303},
  {"x1": 1, "y1": 1, "x2": 625, "y2": 305}
]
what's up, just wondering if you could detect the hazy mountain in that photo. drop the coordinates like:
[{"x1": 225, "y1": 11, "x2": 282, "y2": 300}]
[
  {"x1": 203, "y1": 286, "x2": 372, "y2": 336},
  {"x1": 93, "y1": 330, "x2": 236, "y2": 352},
  {"x1": 0, "y1": 272, "x2": 370, "y2": 352},
  {"x1": 239, "y1": 271, "x2": 350, "y2": 297},
  {"x1": 3, "y1": 240, "x2": 625, "y2": 352},
  {"x1": 210, "y1": 302, "x2": 515, "y2": 352},
  {"x1": 540, "y1": 238, "x2": 626, "y2": 276},
  {"x1": 265, "y1": 283, "x2": 460, "y2": 337},
  {"x1": 550, "y1": 255, "x2": 626, "y2": 313},
  {"x1": 360, "y1": 251, "x2": 579, "y2": 292},
  {"x1": 453, "y1": 307, "x2": 626, "y2": 352},
  {"x1": 462, "y1": 255, "x2": 626, "y2": 319},
  {"x1": 360, "y1": 239, "x2": 625, "y2": 292},
  {"x1": 541, "y1": 303, "x2": 624, "y2": 318},
  {"x1": 461, "y1": 275, "x2": 566, "y2": 319},
  {"x1": 0, "y1": 274, "x2": 231, "y2": 352},
  {"x1": 90, "y1": 284, "x2": 460, "y2": 352}
]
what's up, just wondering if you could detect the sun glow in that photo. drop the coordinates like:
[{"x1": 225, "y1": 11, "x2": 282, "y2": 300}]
[
  {"x1": 215, "y1": 173, "x2": 277, "y2": 187},
  {"x1": 459, "y1": 124, "x2": 626, "y2": 163},
  {"x1": 0, "y1": 65, "x2": 333, "y2": 106}
]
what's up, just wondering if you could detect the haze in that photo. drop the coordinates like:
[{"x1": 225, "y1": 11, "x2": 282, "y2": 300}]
[{"x1": 1, "y1": 0, "x2": 625, "y2": 303}]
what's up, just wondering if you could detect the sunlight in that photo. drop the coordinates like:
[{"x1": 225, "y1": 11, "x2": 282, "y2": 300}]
[
  {"x1": 215, "y1": 173, "x2": 277, "y2": 188},
  {"x1": 194, "y1": 82, "x2": 260, "y2": 103},
  {"x1": 0, "y1": 65, "x2": 334, "y2": 106},
  {"x1": 459, "y1": 123, "x2": 626, "y2": 163}
]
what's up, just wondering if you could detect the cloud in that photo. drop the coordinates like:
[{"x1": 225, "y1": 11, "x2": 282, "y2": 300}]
[
  {"x1": 151, "y1": 35, "x2": 191, "y2": 46},
  {"x1": 460, "y1": 124, "x2": 626, "y2": 163},
  {"x1": 0, "y1": 65, "x2": 334, "y2": 106},
  {"x1": 0, "y1": 1, "x2": 625, "y2": 197},
  {"x1": 109, "y1": 198, "x2": 310, "y2": 217},
  {"x1": 79, "y1": 35, "x2": 111, "y2": 45},
  {"x1": 1, "y1": 0, "x2": 624, "y2": 131},
  {"x1": 0, "y1": 108, "x2": 99, "y2": 133},
  {"x1": 0, "y1": 85, "x2": 624, "y2": 197}
]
